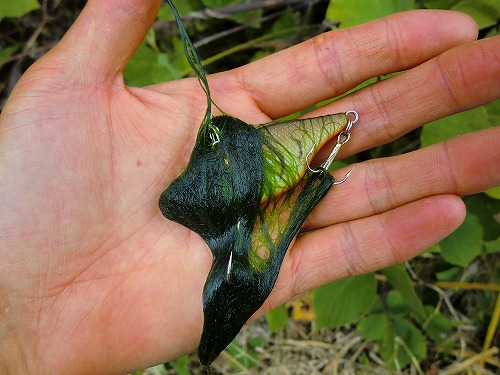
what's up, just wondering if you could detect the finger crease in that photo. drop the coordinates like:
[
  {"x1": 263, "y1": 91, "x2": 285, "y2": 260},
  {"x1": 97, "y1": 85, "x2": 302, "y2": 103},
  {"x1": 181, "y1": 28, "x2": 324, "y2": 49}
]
[{"x1": 338, "y1": 222, "x2": 366, "y2": 277}]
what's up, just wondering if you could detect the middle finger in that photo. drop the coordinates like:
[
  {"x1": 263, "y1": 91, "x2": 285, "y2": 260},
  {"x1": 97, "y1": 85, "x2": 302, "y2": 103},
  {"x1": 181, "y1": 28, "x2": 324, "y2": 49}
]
[{"x1": 303, "y1": 126, "x2": 500, "y2": 231}]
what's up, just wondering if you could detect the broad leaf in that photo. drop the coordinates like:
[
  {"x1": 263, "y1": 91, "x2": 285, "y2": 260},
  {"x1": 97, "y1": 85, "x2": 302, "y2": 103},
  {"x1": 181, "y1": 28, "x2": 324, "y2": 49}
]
[
  {"x1": 0, "y1": 44, "x2": 19, "y2": 67},
  {"x1": 312, "y1": 273, "x2": 377, "y2": 329},
  {"x1": 435, "y1": 267, "x2": 462, "y2": 281},
  {"x1": 420, "y1": 106, "x2": 492, "y2": 148},
  {"x1": 266, "y1": 304, "x2": 288, "y2": 333},
  {"x1": 465, "y1": 193, "x2": 500, "y2": 241},
  {"x1": 452, "y1": 0, "x2": 500, "y2": 29},
  {"x1": 201, "y1": 0, "x2": 262, "y2": 27},
  {"x1": 357, "y1": 313, "x2": 388, "y2": 340},
  {"x1": 485, "y1": 99, "x2": 500, "y2": 126},
  {"x1": 157, "y1": 0, "x2": 203, "y2": 20},
  {"x1": 0, "y1": 0, "x2": 39, "y2": 20},
  {"x1": 423, "y1": 306, "x2": 452, "y2": 344},
  {"x1": 124, "y1": 29, "x2": 189, "y2": 86},
  {"x1": 326, "y1": 0, "x2": 416, "y2": 28},
  {"x1": 485, "y1": 186, "x2": 500, "y2": 200},
  {"x1": 125, "y1": 41, "x2": 180, "y2": 86},
  {"x1": 421, "y1": 0, "x2": 461, "y2": 9},
  {"x1": 170, "y1": 356, "x2": 191, "y2": 375},
  {"x1": 382, "y1": 265, "x2": 427, "y2": 323},
  {"x1": 484, "y1": 236, "x2": 500, "y2": 254},
  {"x1": 386, "y1": 290, "x2": 411, "y2": 316},
  {"x1": 380, "y1": 317, "x2": 427, "y2": 370},
  {"x1": 440, "y1": 213, "x2": 483, "y2": 267}
]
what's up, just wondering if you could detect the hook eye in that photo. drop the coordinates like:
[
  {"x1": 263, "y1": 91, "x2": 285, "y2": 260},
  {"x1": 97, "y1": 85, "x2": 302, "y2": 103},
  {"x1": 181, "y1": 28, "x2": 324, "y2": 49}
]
[{"x1": 345, "y1": 110, "x2": 359, "y2": 133}]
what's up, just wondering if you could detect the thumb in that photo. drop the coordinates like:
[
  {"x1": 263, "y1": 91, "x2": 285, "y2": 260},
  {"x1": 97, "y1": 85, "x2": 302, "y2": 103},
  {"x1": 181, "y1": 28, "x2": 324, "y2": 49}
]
[{"x1": 48, "y1": 0, "x2": 161, "y2": 83}]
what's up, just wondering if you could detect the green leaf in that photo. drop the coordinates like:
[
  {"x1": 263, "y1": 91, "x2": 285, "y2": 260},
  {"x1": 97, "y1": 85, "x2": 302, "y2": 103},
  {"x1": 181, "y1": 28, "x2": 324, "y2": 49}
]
[
  {"x1": 170, "y1": 356, "x2": 191, "y2": 375},
  {"x1": 379, "y1": 324, "x2": 396, "y2": 365},
  {"x1": 421, "y1": 0, "x2": 461, "y2": 9},
  {"x1": 423, "y1": 306, "x2": 452, "y2": 344},
  {"x1": 464, "y1": 194, "x2": 500, "y2": 241},
  {"x1": 367, "y1": 295, "x2": 385, "y2": 314},
  {"x1": 436, "y1": 267, "x2": 462, "y2": 281},
  {"x1": 484, "y1": 236, "x2": 500, "y2": 254},
  {"x1": 0, "y1": 44, "x2": 19, "y2": 67},
  {"x1": 381, "y1": 265, "x2": 427, "y2": 323},
  {"x1": 326, "y1": 0, "x2": 416, "y2": 28},
  {"x1": 440, "y1": 213, "x2": 483, "y2": 267},
  {"x1": 201, "y1": 0, "x2": 263, "y2": 27},
  {"x1": 485, "y1": 186, "x2": 500, "y2": 200},
  {"x1": 393, "y1": 317, "x2": 427, "y2": 368},
  {"x1": 0, "y1": 0, "x2": 39, "y2": 20},
  {"x1": 485, "y1": 99, "x2": 500, "y2": 125},
  {"x1": 157, "y1": 0, "x2": 203, "y2": 20},
  {"x1": 266, "y1": 304, "x2": 289, "y2": 333},
  {"x1": 357, "y1": 313, "x2": 389, "y2": 340},
  {"x1": 124, "y1": 41, "x2": 180, "y2": 86},
  {"x1": 452, "y1": 0, "x2": 500, "y2": 29},
  {"x1": 420, "y1": 106, "x2": 492, "y2": 148},
  {"x1": 380, "y1": 317, "x2": 427, "y2": 370},
  {"x1": 386, "y1": 290, "x2": 411, "y2": 316},
  {"x1": 312, "y1": 273, "x2": 377, "y2": 329},
  {"x1": 422, "y1": 243, "x2": 441, "y2": 255},
  {"x1": 271, "y1": 9, "x2": 296, "y2": 35}
]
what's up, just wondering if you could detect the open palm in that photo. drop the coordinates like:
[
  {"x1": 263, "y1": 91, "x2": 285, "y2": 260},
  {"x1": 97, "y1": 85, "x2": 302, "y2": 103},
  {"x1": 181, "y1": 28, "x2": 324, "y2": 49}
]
[{"x1": 0, "y1": 1, "x2": 499, "y2": 374}]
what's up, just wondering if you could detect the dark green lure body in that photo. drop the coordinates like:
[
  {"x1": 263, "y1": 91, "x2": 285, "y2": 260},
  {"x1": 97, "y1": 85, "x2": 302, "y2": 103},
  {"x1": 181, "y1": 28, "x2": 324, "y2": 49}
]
[{"x1": 161, "y1": 0, "x2": 354, "y2": 365}]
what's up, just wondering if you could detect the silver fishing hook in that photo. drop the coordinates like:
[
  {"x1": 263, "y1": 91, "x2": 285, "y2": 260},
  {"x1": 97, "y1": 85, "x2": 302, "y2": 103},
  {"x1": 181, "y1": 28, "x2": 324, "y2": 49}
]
[
  {"x1": 306, "y1": 146, "x2": 319, "y2": 174},
  {"x1": 226, "y1": 251, "x2": 233, "y2": 284},
  {"x1": 305, "y1": 110, "x2": 358, "y2": 183},
  {"x1": 333, "y1": 166, "x2": 355, "y2": 185}
]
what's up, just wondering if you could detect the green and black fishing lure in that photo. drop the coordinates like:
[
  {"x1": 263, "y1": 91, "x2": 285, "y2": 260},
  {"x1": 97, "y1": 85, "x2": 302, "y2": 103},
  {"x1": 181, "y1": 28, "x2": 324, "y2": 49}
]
[{"x1": 159, "y1": 0, "x2": 358, "y2": 365}]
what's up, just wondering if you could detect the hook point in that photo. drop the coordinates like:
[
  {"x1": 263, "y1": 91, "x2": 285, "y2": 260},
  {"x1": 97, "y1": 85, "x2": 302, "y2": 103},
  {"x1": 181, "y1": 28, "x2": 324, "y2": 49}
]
[{"x1": 333, "y1": 166, "x2": 355, "y2": 185}]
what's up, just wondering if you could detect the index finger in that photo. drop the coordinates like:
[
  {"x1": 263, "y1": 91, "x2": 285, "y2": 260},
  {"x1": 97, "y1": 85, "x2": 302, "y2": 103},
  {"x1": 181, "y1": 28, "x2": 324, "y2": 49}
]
[{"x1": 221, "y1": 10, "x2": 477, "y2": 119}]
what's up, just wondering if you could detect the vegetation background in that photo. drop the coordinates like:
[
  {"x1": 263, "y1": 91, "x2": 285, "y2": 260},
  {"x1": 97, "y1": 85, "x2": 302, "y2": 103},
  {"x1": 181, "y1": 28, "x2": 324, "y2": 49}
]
[{"x1": 1, "y1": 0, "x2": 498, "y2": 374}]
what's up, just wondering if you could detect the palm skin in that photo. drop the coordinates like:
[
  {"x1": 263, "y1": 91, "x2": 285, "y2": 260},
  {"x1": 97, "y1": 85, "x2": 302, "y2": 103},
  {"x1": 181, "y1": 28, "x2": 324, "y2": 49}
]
[{"x1": 0, "y1": 1, "x2": 499, "y2": 374}]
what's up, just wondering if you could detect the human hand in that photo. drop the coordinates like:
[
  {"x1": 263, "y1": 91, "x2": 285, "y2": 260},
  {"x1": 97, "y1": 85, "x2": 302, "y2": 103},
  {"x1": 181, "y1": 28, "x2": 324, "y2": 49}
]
[{"x1": 0, "y1": 0, "x2": 499, "y2": 373}]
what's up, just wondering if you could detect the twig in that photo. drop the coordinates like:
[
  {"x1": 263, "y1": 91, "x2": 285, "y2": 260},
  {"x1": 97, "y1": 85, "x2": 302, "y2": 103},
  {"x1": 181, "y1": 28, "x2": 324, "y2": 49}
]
[
  {"x1": 181, "y1": 0, "x2": 324, "y2": 21},
  {"x1": 0, "y1": 43, "x2": 56, "y2": 67},
  {"x1": 346, "y1": 339, "x2": 370, "y2": 366},
  {"x1": 481, "y1": 294, "x2": 500, "y2": 365},
  {"x1": 426, "y1": 284, "x2": 468, "y2": 362},
  {"x1": 375, "y1": 274, "x2": 500, "y2": 292},
  {"x1": 187, "y1": 24, "x2": 317, "y2": 76},
  {"x1": 394, "y1": 336, "x2": 425, "y2": 375},
  {"x1": 440, "y1": 347, "x2": 499, "y2": 375},
  {"x1": 193, "y1": 6, "x2": 293, "y2": 49},
  {"x1": 22, "y1": 0, "x2": 49, "y2": 54},
  {"x1": 154, "y1": 0, "x2": 324, "y2": 50},
  {"x1": 434, "y1": 282, "x2": 500, "y2": 292}
]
